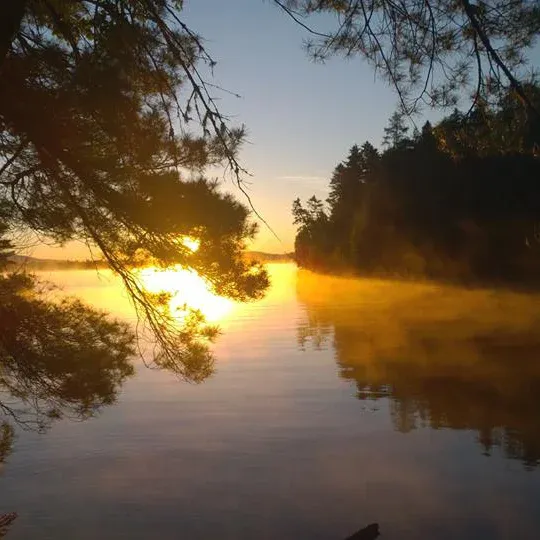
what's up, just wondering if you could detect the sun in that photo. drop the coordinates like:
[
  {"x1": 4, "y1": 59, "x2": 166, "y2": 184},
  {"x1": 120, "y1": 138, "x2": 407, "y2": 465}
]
[
  {"x1": 180, "y1": 237, "x2": 200, "y2": 252},
  {"x1": 138, "y1": 265, "x2": 234, "y2": 322}
]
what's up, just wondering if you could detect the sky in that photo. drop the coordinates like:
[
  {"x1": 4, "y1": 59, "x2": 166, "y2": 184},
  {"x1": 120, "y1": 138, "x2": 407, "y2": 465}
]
[
  {"x1": 180, "y1": 0, "x2": 401, "y2": 253},
  {"x1": 31, "y1": 0, "x2": 536, "y2": 258}
]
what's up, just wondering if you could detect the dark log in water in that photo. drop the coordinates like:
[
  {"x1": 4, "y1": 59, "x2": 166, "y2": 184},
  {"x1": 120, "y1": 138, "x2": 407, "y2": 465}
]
[{"x1": 344, "y1": 523, "x2": 380, "y2": 540}]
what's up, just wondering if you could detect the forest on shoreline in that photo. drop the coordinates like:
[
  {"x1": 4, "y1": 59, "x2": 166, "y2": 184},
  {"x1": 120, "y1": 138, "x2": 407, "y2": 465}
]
[{"x1": 292, "y1": 86, "x2": 540, "y2": 287}]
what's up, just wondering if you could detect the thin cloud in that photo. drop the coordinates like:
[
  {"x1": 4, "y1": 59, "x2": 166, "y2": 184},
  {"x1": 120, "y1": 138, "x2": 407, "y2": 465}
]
[{"x1": 278, "y1": 175, "x2": 327, "y2": 182}]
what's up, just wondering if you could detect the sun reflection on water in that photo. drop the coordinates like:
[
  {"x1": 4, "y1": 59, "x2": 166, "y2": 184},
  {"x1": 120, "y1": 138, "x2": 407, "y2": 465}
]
[{"x1": 138, "y1": 266, "x2": 234, "y2": 323}]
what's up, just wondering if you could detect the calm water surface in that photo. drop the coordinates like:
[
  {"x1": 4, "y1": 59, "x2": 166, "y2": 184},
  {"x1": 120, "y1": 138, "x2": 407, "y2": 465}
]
[{"x1": 2, "y1": 263, "x2": 540, "y2": 539}]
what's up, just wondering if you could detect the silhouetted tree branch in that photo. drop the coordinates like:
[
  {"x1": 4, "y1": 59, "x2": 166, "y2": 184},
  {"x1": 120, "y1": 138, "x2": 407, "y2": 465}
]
[
  {"x1": 275, "y1": 0, "x2": 540, "y2": 117},
  {"x1": 0, "y1": 1, "x2": 270, "y2": 379}
]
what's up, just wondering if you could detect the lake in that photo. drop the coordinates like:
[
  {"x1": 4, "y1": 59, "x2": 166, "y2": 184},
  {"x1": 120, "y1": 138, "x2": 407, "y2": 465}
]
[{"x1": 1, "y1": 263, "x2": 540, "y2": 539}]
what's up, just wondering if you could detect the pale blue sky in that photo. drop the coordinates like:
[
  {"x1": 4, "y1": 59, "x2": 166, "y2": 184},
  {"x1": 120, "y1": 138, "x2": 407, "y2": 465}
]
[{"x1": 181, "y1": 0, "x2": 401, "y2": 252}]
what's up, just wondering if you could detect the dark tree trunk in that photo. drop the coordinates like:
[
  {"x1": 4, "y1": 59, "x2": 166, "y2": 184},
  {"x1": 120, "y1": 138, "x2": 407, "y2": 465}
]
[{"x1": 0, "y1": 0, "x2": 27, "y2": 69}]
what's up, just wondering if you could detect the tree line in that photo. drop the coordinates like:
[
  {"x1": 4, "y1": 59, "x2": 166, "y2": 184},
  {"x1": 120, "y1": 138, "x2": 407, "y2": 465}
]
[{"x1": 292, "y1": 87, "x2": 540, "y2": 285}]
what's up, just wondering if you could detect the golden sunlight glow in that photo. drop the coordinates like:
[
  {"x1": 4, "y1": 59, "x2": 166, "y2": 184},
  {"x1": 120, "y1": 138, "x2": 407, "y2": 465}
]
[
  {"x1": 138, "y1": 265, "x2": 233, "y2": 322},
  {"x1": 180, "y1": 237, "x2": 200, "y2": 252}
]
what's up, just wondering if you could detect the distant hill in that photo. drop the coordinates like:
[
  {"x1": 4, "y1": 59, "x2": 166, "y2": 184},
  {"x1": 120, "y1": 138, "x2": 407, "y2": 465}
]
[
  {"x1": 244, "y1": 251, "x2": 294, "y2": 263},
  {"x1": 7, "y1": 251, "x2": 293, "y2": 270},
  {"x1": 7, "y1": 255, "x2": 107, "y2": 270}
]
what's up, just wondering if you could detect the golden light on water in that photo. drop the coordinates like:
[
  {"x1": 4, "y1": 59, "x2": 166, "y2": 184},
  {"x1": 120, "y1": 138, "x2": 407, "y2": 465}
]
[{"x1": 138, "y1": 266, "x2": 234, "y2": 322}]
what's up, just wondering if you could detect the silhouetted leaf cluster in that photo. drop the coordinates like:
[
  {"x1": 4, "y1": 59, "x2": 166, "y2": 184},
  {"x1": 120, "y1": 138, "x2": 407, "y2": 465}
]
[
  {"x1": 275, "y1": 0, "x2": 540, "y2": 115},
  {"x1": 0, "y1": 1, "x2": 269, "y2": 376},
  {"x1": 1, "y1": 222, "x2": 135, "y2": 436},
  {"x1": 0, "y1": 269, "x2": 135, "y2": 432}
]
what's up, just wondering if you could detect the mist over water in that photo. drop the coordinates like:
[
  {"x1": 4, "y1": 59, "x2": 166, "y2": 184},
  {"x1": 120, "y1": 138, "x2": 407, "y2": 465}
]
[
  {"x1": 297, "y1": 269, "x2": 540, "y2": 464},
  {"x1": 1, "y1": 263, "x2": 540, "y2": 539}
]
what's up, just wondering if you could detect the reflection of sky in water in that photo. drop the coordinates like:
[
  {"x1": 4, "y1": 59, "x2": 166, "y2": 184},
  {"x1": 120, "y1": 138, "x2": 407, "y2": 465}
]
[{"x1": 2, "y1": 264, "x2": 540, "y2": 539}]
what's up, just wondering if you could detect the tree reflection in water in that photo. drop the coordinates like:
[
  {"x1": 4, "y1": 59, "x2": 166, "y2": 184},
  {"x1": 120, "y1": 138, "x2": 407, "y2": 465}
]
[
  {"x1": 0, "y1": 272, "x2": 135, "y2": 458},
  {"x1": 297, "y1": 269, "x2": 540, "y2": 468}
]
